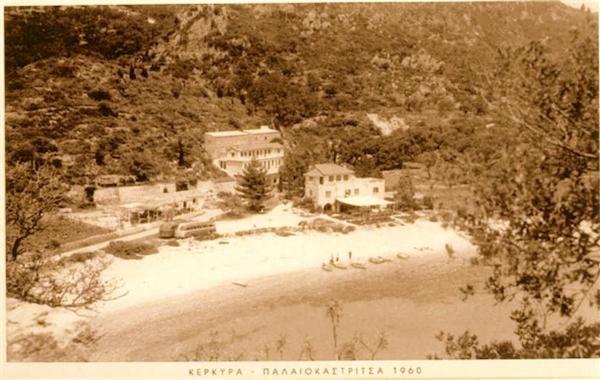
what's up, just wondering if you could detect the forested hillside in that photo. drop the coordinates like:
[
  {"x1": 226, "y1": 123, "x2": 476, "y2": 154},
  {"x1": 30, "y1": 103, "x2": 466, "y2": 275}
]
[
  {"x1": 4, "y1": 3, "x2": 600, "y2": 362},
  {"x1": 4, "y1": 2, "x2": 596, "y2": 186}
]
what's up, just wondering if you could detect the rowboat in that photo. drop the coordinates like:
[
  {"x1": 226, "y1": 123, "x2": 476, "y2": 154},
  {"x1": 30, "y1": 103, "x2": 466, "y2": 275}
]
[
  {"x1": 368, "y1": 256, "x2": 392, "y2": 264},
  {"x1": 321, "y1": 263, "x2": 333, "y2": 272},
  {"x1": 397, "y1": 253, "x2": 410, "y2": 260},
  {"x1": 351, "y1": 262, "x2": 367, "y2": 270},
  {"x1": 332, "y1": 262, "x2": 348, "y2": 270}
]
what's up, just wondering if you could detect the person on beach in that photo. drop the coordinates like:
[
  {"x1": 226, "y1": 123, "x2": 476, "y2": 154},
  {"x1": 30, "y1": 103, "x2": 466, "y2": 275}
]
[{"x1": 348, "y1": 251, "x2": 352, "y2": 261}]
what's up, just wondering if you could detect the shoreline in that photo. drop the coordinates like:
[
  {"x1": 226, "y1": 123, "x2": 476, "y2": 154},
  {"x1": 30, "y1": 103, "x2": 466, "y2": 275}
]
[
  {"x1": 97, "y1": 219, "x2": 475, "y2": 313},
  {"x1": 88, "y1": 252, "x2": 509, "y2": 361},
  {"x1": 8, "y1": 218, "x2": 484, "y2": 361}
]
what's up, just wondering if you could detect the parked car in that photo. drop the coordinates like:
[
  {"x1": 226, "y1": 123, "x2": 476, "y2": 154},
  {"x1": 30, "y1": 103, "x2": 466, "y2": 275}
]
[{"x1": 174, "y1": 220, "x2": 217, "y2": 239}]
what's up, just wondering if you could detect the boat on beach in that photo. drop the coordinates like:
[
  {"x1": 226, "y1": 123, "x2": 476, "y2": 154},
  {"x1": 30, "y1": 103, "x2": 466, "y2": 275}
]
[
  {"x1": 369, "y1": 256, "x2": 392, "y2": 264},
  {"x1": 321, "y1": 263, "x2": 333, "y2": 272}
]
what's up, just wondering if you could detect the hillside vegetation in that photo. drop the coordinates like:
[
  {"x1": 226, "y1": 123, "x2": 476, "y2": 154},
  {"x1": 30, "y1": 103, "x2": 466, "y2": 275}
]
[{"x1": 4, "y1": 2, "x2": 596, "y2": 186}]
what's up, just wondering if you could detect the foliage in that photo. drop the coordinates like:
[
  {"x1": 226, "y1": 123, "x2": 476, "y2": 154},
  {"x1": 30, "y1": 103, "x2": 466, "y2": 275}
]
[
  {"x1": 422, "y1": 195, "x2": 434, "y2": 210},
  {"x1": 4, "y1": 6, "x2": 178, "y2": 75},
  {"x1": 393, "y1": 176, "x2": 417, "y2": 211},
  {"x1": 97, "y1": 102, "x2": 117, "y2": 117},
  {"x1": 6, "y1": 164, "x2": 66, "y2": 261},
  {"x1": 339, "y1": 331, "x2": 389, "y2": 361},
  {"x1": 8, "y1": 138, "x2": 59, "y2": 167},
  {"x1": 216, "y1": 191, "x2": 247, "y2": 219},
  {"x1": 5, "y1": 3, "x2": 593, "y2": 185},
  {"x1": 235, "y1": 158, "x2": 273, "y2": 212},
  {"x1": 164, "y1": 239, "x2": 180, "y2": 247},
  {"x1": 433, "y1": 318, "x2": 600, "y2": 359},
  {"x1": 104, "y1": 240, "x2": 159, "y2": 260},
  {"x1": 18, "y1": 215, "x2": 111, "y2": 254},
  {"x1": 7, "y1": 251, "x2": 117, "y2": 308},
  {"x1": 200, "y1": 2, "x2": 590, "y2": 124},
  {"x1": 122, "y1": 153, "x2": 157, "y2": 182},
  {"x1": 279, "y1": 150, "x2": 310, "y2": 197},
  {"x1": 87, "y1": 88, "x2": 111, "y2": 101},
  {"x1": 440, "y1": 18, "x2": 600, "y2": 358},
  {"x1": 292, "y1": 196, "x2": 316, "y2": 212},
  {"x1": 7, "y1": 321, "x2": 101, "y2": 361},
  {"x1": 182, "y1": 331, "x2": 244, "y2": 361}
]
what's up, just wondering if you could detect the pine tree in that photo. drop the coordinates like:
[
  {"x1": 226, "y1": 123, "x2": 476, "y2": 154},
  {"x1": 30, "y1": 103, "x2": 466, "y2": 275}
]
[{"x1": 235, "y1": 158, "x2": 272, "y2": 212}]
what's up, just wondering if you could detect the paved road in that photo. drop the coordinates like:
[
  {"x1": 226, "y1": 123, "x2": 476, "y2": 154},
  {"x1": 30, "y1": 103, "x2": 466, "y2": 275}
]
[{"x1": 60, "y1": 209, "x2": 223, "y2": 257}]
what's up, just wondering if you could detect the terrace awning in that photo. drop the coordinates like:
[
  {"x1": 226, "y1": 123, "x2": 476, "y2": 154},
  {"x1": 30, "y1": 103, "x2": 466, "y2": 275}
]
[{"x1": 335, "y1": 196, "x2": 393, "y2": 207}]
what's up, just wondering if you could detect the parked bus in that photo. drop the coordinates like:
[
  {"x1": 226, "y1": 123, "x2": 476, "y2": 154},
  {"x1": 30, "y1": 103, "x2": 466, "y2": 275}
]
[{"x1": 174, "y1": 220, "x2": 217, "y2": 239}]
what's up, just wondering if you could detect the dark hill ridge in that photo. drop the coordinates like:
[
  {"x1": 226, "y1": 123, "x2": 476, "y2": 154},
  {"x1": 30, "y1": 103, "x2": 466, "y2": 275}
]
[{"x1": 4, "y1": 2, "x2": 596, "y2": 186}]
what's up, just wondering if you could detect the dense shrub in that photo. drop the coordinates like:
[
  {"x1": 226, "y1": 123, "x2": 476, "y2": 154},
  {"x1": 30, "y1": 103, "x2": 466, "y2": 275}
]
[
  {"x1": 43, "y1": 90, "x2": 67, "y2": 103},
  {"x1": 49, "y1": 63, "x2": 76, "y2": 78},
  {"x1": 8, "y1": 321, "x2": 99, "y2": 361},
  {"x1": 175, "y1": 180, "x2": 189, "y2": 192},
  {"x1": 164, "y1": 240, "x2": 180, "y2": 247},
  {"x1": 104, "y1": 240, "x2": 158, "y2": 260},
  {"x1": 55, "y1": 251, "x2": 102, "y2": 267},
  {"x1": 5, "y1": 6, "x2": 178, "y2": 75},
  {"x1": 48, "y1": 239, "x2": 61, "y2": 249},
  {"x1": 166, "y1": 58, "x2": 198, "y2": 80},
  {"x1": 216, "y1": 191, "x2": 247, "y2": 219},
  {"x1": 19, "y1": 215, "x2": 110, "y2": 254},
  {"x1": 88, "y1": 89, "x2": 111, "y2": 101},
  {"x1": 292, "y1": 197, "x2": 315, "y2": 212},
  {"x1": 394, "y1": 192, "x2": 417, "y2": 211},
  {"x1": 124, "y1": 154, "x2": 157, "y2": 182},
  {"x1": 422, "y1": 195, "x2": 434, "y2": 210},
  {"x1": 98, "y1": 102, "x2": 117, "y2": 117}
]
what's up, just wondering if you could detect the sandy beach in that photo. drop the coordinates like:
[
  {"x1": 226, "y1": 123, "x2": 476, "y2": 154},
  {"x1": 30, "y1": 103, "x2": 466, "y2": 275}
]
[
  {"x1": 10, "y1": 208, "x2": 597, "y2": 361},
  {"x1": 87, "y1": 252, "x2": 515, "y2": 361},
  {"x1": 8, "y1": 208, "x2": 503, "y2": 361},
  {"x1": 98, "y1": 216, "x2": 475, "y2": 313}
]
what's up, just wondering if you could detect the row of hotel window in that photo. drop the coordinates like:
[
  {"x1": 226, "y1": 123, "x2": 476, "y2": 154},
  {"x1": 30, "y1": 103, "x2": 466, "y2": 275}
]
[
  {"x1": 219, "y1": 159, "x2": 282, "y2": 170},
  {"x1": 230, "y1": 149, "x2": 282, "y2": 158},
  {"x1": 318, "y1": 175, "x2": 350, "y2": 184},
  {"x1": 308, "y1": 187, "x2": 380, "y2": 198}
]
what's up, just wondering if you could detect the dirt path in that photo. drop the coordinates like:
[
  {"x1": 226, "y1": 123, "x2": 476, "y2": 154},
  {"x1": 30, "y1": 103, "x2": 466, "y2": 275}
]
[
  {"x1": 59, "y1": 209, "x2": 224, "y2": 257},
  {"x1": 88, "y1": 254, "x2": 516, "y2": 361}
]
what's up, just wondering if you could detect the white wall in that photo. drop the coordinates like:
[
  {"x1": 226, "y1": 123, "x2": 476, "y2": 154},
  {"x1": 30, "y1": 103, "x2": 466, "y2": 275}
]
[
  {"x1": 94, "y1": 182, "x2": 180, "y2": 205},
  {"x1": 217, "y1": 155, "x2": 284, "y2": 177},
  {"x1": 305, "y1": 175, "x2": 385, "y2": 208}
]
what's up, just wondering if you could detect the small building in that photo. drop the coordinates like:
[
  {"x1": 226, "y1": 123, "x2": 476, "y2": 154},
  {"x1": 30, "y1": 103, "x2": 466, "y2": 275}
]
[
  {"x1": 115, "y1": 188, "x2": 205, "y2": 225},
  {"x1": 204, "y1": 126, "x2": 284, "y2": 185},
  {"x1": 304, "y1": 163, "x2": 390, "y2": 212}
]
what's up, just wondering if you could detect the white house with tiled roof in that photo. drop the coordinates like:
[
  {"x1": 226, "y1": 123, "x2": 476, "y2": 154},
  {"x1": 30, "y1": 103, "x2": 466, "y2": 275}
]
[
  {"x1": 304, "y1": 163, "x2": 388, "y2": 212},
  {"x1": 204, "y1": 126, "x2": 284, "y2": 184}
]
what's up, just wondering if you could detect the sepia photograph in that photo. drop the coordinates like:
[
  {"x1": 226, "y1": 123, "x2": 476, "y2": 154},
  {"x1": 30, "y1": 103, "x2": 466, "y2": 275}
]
[{"x1": 2, "y1": 0, "x2": 599, "y2": 377}]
